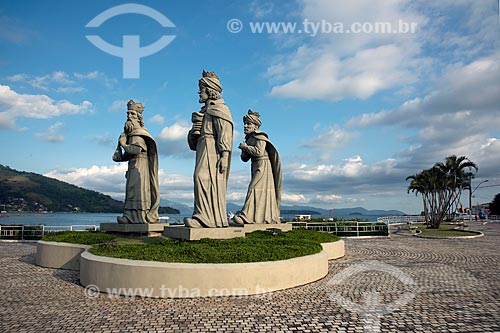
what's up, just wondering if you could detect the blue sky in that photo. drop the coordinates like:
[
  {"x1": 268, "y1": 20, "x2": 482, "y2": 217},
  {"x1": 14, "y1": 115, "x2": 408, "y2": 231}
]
[{"x1": 1, "y1": 0, "x2": 499, "y2": 214}]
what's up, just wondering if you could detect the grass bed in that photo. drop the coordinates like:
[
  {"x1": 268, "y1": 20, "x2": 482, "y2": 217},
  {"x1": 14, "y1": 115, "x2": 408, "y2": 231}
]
[
  {"x1": 42, "y1": 231, "x2": 116, "y2": 245},
  {"x1": 416, "y1": 224, "x2": 479, "y2": 237},
  {"x1": 89, "y1": 229, "x2": 338, "y2": 264}
]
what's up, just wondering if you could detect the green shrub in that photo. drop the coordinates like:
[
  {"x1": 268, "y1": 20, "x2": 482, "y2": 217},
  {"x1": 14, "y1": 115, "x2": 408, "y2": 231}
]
[
  {"x1": 42, "y1": 231, "x2": 116, "y2": 245},
  {"x1": 89, "y1": 229, "x2": 339, "y2": 263}
]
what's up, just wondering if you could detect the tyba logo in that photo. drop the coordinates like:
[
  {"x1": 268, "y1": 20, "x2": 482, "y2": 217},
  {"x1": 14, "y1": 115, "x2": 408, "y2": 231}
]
[{"x1": 85, "y1": 3, "x2": 176, "y2": 79}]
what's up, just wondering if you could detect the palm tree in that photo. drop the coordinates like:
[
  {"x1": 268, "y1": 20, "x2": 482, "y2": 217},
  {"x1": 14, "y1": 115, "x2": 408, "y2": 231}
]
[
  {"x1": 407, "y1": 155, "x2": 478, "y2": 229},
  {"x1": 435, "y1": 155, "x2": 477, "y2": 219},
  {"x1": 406, "y1": 172, "x2": 430, "y2": 226}
]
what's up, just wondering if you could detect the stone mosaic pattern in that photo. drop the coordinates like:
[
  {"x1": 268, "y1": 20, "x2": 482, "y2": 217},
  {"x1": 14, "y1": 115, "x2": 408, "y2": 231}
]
[{"x1": 1, "y1": 222, "x2": 499, "y2": 332}]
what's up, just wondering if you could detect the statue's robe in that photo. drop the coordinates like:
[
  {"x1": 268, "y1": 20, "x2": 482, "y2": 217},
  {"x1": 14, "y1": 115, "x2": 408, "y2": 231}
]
[
  {"x1": 114, "y1": 128, "x2": 160, "y2": 224},
  {"x1": 238, "y1": 130, "x2": 282, "y2": 224},
  {"x1": 187, "y1": 99, "x2": 233, "y2": 227}
]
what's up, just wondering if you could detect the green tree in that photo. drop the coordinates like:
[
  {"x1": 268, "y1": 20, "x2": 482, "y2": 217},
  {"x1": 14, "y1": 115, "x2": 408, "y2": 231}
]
[
  {"x1": 407, "y1": 155, "x2": 477, "y2": 229},
  {"x1": 490, "y1": 193, "x2": 500, "y2": 215},
  {"x1": 435, "y1": 155, "x2": 477, "y2": 219}
]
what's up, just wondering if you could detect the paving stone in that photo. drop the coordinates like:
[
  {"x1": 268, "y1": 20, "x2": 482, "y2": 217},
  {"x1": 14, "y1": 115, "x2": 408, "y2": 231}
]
[{"x1": 1, "y1": 223, "x2": 500, "y2": 332}]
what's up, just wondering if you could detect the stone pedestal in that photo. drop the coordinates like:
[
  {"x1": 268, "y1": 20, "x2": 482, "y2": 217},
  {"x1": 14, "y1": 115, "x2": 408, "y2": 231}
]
[
  {"x1": 163, "y1": 223, "x2": 292, "y2": 240},
  {"x1": 100, "y1": 223, "x2": 169, "y2": 235},
  {"x1": 241, "y1": 223, "x2": 292, "y2": 233},
  {"x1": 163, "y1": 226, "x2": 245, "y2": 240}
]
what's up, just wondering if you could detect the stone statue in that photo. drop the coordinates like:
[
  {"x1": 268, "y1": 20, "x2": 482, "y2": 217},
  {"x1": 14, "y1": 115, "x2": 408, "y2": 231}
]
[
  {"x1": 184, "y1": 70, "x2": 234, "y2": 228},
  {"x1": 233, "y1": 110, "x2": 282, "y2": 225},
  {"x1": 112, "y1": 100, "x2": 160, "y2": 224}
]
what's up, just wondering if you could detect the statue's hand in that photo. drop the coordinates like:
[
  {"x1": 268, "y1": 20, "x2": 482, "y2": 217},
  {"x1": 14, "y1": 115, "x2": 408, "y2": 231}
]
[
  {"x1": 238, "y1": 142, "x2": 248, "y2": 150},
  {"x1": 218, "y1": 155, "x2": 229, "y2": 174},
  {"x1": 119, "y1": 133, "x2": 127, "y2": 147},
  {"x1": 112, "y1": 148, "x2": 122, "y2": 162}
]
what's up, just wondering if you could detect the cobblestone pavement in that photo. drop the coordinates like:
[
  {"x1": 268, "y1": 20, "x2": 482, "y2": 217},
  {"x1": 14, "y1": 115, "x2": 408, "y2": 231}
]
[{"x1": 1, "y1": 223, "x2": 499, "y2": 333}]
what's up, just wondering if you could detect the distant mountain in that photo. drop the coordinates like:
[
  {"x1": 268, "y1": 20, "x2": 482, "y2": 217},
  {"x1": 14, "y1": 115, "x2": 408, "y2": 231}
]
[
  {"x1": 227, "y1": 202, "x2": 242, "y2": 213},
  {"x1": 0, "y1": 164, "x2": 123, "y2": 213},
  {"x1": 143, "y1": 200, "x2": 406, "y2": 219},
  {"x1": 279, "y1": 205, "x2": 405, "y2": 218},
  {"x1": 160, "y1": 199, "x2": 193, "y2": 215}
]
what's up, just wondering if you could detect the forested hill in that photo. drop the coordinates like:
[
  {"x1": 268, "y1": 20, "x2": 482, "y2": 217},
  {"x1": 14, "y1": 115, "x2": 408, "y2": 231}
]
[{"x1": 0, "y1": 164, "x2": 123, "y2": 213}]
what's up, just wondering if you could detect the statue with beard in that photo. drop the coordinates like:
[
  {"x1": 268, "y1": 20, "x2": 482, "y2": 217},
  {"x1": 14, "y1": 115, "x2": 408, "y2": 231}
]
[
  {"x1": 184, "y1": 70, "x2": 234, "y2": 228},
  {"x1": 112, "y1": 100, "x2": 160, "y2": 224}
]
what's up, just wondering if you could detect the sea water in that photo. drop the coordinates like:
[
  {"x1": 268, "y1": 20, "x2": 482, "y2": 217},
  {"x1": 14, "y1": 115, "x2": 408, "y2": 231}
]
[{"x1": 0, "y1": 212, "x2": 187, "y2": 227}]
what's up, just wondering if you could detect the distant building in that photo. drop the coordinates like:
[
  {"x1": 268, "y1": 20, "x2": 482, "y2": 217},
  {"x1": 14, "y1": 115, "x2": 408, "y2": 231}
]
[{"x1": 294, "y1": 214, "x2": 312, "y2": 221}]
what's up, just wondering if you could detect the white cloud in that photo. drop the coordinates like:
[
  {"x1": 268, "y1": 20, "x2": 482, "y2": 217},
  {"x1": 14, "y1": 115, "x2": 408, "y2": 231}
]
[
  {"x1": 0, "y1": 112, "x2": 15, "y2": 130},
  {"x1": 44, "y1": 165, "x2": 128, "y2": 195},
  {"x1": 108, "y1": 100, "x2": 128, "y2": 112},
  {"x1": 56, "y1": 87, "x2": 86, "y2": 93},
  {"x1": 158, "y1": 122, "x2": 190, "y2": 141},
  {"x1": 281, "y1": 193, "x2": 310, "y2": 204},
  {"x1": 314, "y1": 194, "x2": 343, "y2": 202},
  {"x1": 267, "y1": 0, "x2": 427, "y2": 101},
  {"x1": 35, "y1": 122, "x2": 64, "y2": 143},
  {"x1": 89, "y1": 133, "x2": 114, "y2": 146},
  {"x1": 5, "y1": 74, "x2": 28, "y2": 82},
  {"x1": 284, "y1": 156, "x2": 401, "y2": 196},
  {"x1": 45, "y1": 165, "x2": 196, "y2": 205},
  {"x1": 4, "y1": 70, "x2": 117, "y2": 92},
  {"x1": 0, "y1": 85, "x2": 93, "y2": 130},
  {"x1": 25, "y1": 71, "x2": 76, "y2": 90},
  {"x1": 249, "y1": 0, "x2": 274, "y2": 18},
  {"x1": 303, "y1": 125, "x2": 359, "y2": 160},
  {"x1": 157, "y1": 121, "x2": 192, "y2": 157},
  {"x1": 347, "y1": 52, "x2": 500, "y2": 177},
  {"x1": 227, "y1": 192, "x2": 246, "y2": 202},
  {"x1": 149, "y1": 114, "x2": 165, "y2": 125},
  {"x1": 74, "y1": 71, "x2": 117, "y2": 88}
]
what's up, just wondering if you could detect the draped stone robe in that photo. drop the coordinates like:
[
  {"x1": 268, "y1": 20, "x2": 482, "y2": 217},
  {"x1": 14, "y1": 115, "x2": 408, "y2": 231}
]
[
  {"x1": 114, "y1": 128, "x2": 160, "y2": 224},
  {"x1": 187, "y1": 99, "x2": 233, "y2": 227},
  {"x1": 238, "y1": 131, "x2": 282, "y2": 224}
]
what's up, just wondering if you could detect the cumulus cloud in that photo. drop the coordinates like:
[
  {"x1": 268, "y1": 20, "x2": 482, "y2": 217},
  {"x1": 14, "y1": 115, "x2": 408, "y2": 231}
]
[
  {"x1": 4, "y1": 70, "x2": 116, "y2": 92},
  {"x1": 281, "y1": 193, "x2": 310, "y2": 205},
  {"x1": 35, "y1": 122, "x2": 64, "y2": 143},
  {"x1": 108, "y1": 100, "x2": 128, "y2": 112},
  {"x1": 74, "y1": 71, "x2": 117, "y2": 89},
  {"x1": 249, "y1": 0, "x2": 274, "y2": 18},
  {"x1": 283, "y1": 156, "x2": 402, "y2": 197},
  {"x1": 149, "y1": 114, "x2": 165, "y2": 125},
  {"x1": 45, "y1": 165, "x2": 195, "y2": 204},
  {"x1": 347, "y1": 52, "x2": 500, "y2": 179},
  {"x1": 44, "y1": 165, "x2": 129, "y2": 195},
  {"x1": 227, "y1": 192, "x2": 247, "y2": 202},
  {"x1": 157, "y1": 121, "x2": 192, "y2": 157},
  {"x1": 267, "y1": 0, "x2": 427, "y2": 100},
  {"x1": 89, "y1": 133, "x2": 114, "y2": 146},
  {"x1": 0, "y1": 85, "x2": 92, "y2": 130},
  {"x1": 303, "y1": 125, "x2": 359, "y2": 160}
]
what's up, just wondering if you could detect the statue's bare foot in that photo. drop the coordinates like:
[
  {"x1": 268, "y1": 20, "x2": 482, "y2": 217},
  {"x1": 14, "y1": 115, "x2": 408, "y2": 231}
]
[
  {"x1": 117, "y1": 216, "x2": 129, "y2": 224},
  {"x1": 232, "y1": 215, "x2": 244, "y2": 225},
  {"x1": 184, "y1": 217, "x2": 202, "y2": 228}
]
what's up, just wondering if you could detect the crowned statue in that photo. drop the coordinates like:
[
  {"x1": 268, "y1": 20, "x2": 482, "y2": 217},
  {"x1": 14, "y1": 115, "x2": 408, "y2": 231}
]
[
  {"x1": 184, "y1": 71, "x2": 234, "y2": 228},
  {"x1": 233, "y1": 110, "x2": 282, "y2": 225},
  {"x1": 112, "y1": 100, "x2": 160, "y2": 224}
]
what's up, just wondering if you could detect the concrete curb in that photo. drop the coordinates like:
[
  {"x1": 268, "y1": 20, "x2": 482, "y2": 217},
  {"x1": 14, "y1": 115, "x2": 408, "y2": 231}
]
[
  {"x1": 321, "y1": 240, "x2": 345, "y2": 260},
  {"x1": 80, "y1": 250, "x2": 330, "y2": 298},
  {"x1": 36, "y1": 240, "x2": 90, "y2": 271},
  {"x1": 35, "y1": 238, "x2": 345, "y2": 298},
  {"x1": 413, "y1": 229, "x2": 484, "y2": 239}
]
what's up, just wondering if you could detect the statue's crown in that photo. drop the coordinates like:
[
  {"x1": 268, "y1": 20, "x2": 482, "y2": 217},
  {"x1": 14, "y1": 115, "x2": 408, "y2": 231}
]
[
  {"x1": 127, "y1": 100, "x2": 144, "y2": 113},
  {"x1": 202, "y1": 70, "x2": 219, "y2": 80}
]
